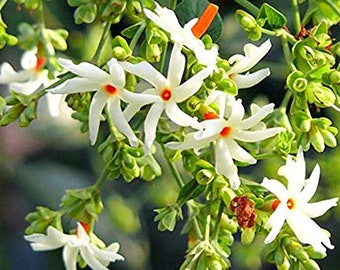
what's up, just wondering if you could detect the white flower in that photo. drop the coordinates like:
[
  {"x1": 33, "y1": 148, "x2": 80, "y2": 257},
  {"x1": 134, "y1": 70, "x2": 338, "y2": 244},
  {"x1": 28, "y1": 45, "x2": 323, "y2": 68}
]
[
  {"x1": 0, "y1": 49, "x2": 63, "y2": 117},
  {"x1": 49, "y1": 58, "x2": 157, "y2": 146},
  {"x1": 144, "y1": 2, "x2": 219, "y2": 71},
  {"x1": 25, "y1": 223, "x2": 124, "y2": 270},
  {"x1": 167, "y1": 90, "x2": 282, "y2": 189},
  {"x1": 227, "y1": 39, "x2": 272, "y2": 89},
  {"x1": 120, "y1": 43, "x2": 210, "y2": 153},
  {"x1": 261, "y1": 147, "x2": 338, "y2": 255}
]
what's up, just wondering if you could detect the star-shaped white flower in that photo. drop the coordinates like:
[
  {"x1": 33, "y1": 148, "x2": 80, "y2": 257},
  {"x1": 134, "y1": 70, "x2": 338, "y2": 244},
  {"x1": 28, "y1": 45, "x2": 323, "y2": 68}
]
[
  {"x1": 25, "y1": 223, "x2": 124, "y2": 270},
  {"x1": 0, "y1": 49, "x2": 63, "y2": 117},
  {"x1": 49, "y1": 58, "x2": 157, "y2": 146},
  {"x1": 261, "y1": 147, "x2": 338, "y2": 255},
  {"x1": 227, "y1": 39, "x2": 272, "y2": 89},
  {"x1": 144, "y1": 2, "x2": 219, "y2": 71},
  {"x1": 120, "y1": 43, "x2": 210, "y2": 153},
  {"x1": 167, "y1": 90, "x2": 282, "y2": 189}
]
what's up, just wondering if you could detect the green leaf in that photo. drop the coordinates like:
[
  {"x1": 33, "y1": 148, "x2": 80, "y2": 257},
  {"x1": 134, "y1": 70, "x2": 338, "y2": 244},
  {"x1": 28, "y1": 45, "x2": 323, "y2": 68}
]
[
  {"x1": 175, "y1": 0, "x2": 223, "y2": 42},
  {"x1": 257, "y1": 3, "x2": 287, "y2": 30}
]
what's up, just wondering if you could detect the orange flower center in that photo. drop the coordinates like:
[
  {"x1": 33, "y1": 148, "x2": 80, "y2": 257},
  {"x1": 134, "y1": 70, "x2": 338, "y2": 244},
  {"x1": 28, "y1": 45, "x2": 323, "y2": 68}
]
[
  {"x1": 271, "y1": 198, "x2": 295, "y2": 211},
  {"x1": 35, "y1": 57, "x2": 46, "y2": 71},
  {"x1": 286, "y1": 198, "x2": 295, "y2": 210},
  {"x1": 75, "y1": 221, "x2": 90, "y2": 236},
  {"x1": 220, "y1": 126, "x2": 232, "y2": 137},
  {"x1": 191, "y1": 3, "x2": 219, "y2": 39},
  {"x1": 204, "y1": 111, "x2": 219, "y2": 120},
  {"x1": 160, "y1": 88, "x2": 172, "y2": 101},
  {"x1": 103, "y1": 84, "x2": 117, "y2": 95}
]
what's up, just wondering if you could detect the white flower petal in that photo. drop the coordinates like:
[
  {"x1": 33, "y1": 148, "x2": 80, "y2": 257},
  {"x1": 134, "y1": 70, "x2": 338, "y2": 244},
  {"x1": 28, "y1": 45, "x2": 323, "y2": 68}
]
[
  {"x1": 90, "y1": 243, "x2": 124, "y2": 263},
  {"x1": 287, "y1": 210, "x2": 334, "y2": 255},
  {"x1": 234, "y1": 128, "x2": 282, "y2": 142},
  {"x1": 299, "y1": 164, "x2": 320, "y2": 202},
  {"x1": 107, "y1": 58, "x2": 126, "y2": 88},
  {"x1": 107, "y1": 98, "x2": 138, "y2": 147},
  {"x1": 63, "y1": 244, "x2": 79, "y2": 270},
  {"x1": 238, "y1": 103, "x2": 274, "y2": 129},
  {"x1": 226, "y1": 99, "x2": 245, "y2": 126},
  {"x1": 283, "y1": 148, "x2": 306, "y2": 194},
  {"x1": 0, "y1": 63, "x2": 34, "y2": 83},
  {"x1": 232, "y1": 68, "x2": 270, "y2": 89},
  {"x1": 264, "y1": 203, "x2": 289, "y2": 244},
  {"x1": 194, "y1": 119, "x2": 225, "y2": 140},
  {"x1": 174, "y1": 68, "x2": 210, "y2": 102},
  {"x1": 166, "y1": 132, "x2": 211, "y2": 151},
  {"x1": 229, "y1": 39, "x2": 271, "y2": 74},
  {"x1": 89, "y1": 91, "x2": 107, "y2": 145},
  {"x1": 227, "y1": 138, "x2": 256, "y2": 164},
  {"x1": 165, "y1": 101, "x2": 200, "y2": 128},
  {"x1": 261, "y1": 177, "x2": 289, "y2": 203},
  {"x1": 120, "y1": 61, "x2": 167, "y2": 90},
  {"x1": 49, "y1": 78, "x2": 100, "y2": 94},
  {"x1": 21, "y1": 50, "x2": 37, "y2": 70},
  {"x1": 300, "y1": 198, "x2": 338, "y2": 218},
  {"x1": 81, "y1": 245, "x2": 109, "y2": 270},
  {"x1": 24, "y1": 226, "x2": 69, "y2": 251},
  {"x1": 58, "y1": 58, "x2": 111, "y2": 83},
  {"x1": 123, "y1": 103, "x2": 144, "y2": 122},
  {"x1": 144, "y1": 103, "x2": 164, "y2": 153},
  {"x1": 168, "y1": 43, "x2": 185, "y2": 88},
  {"x1": 119, "y1": 88, "x2": 160, "y2": 104},
  {"x1": 215, "y1": 139, "x2": 240, "y2": 189}
]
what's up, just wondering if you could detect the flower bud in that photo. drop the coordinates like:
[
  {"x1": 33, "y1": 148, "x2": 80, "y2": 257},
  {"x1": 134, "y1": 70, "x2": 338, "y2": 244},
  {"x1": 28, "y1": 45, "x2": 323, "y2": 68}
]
[
  {"x1": 305, "y1": 83, "x2": 335, "y2": 108},
  {"x1": 195, "y1": 168, "x2": 215, "y2": 185},
  {"x1": 218, "y1": 78, "x2": 238, "y2": 96},
  {"x1": 301, "y1": 259, "x2": 320, "y2": 270},
  {"x1": 285, "y1": 240, "x2": 309, "y2": 261},
  {"x1": 74, "y1": 3, "x2": 97, "y2": 24},
  {"x1": 186, "y1": 96, "x2": 201, "y2": 112},
  {"x1": 145, "y1": 43, "x2": 161, "y2": 63},
  {"x1": 287, "y1": 71, "x2": 308, "y2": 92},
  {"x1": 241, "y1": 227, "x2": 255, "y2": 246}
]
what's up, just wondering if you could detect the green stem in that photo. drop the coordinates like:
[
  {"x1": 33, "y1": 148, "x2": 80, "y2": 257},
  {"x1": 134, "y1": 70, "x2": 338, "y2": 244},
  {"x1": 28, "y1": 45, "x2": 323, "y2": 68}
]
[
  {"x1": 91, "y1": 21, "x2": 113, "y2": 64},
  {"x1": 211, "y1": 201, "x2": 224, "y2": 240},
  {"x1": 290, "y1": 0, "x2": 301, "y2": 35},
  {"x1": 234, "y1": 0, "x2": 259, "y2": 16},
  {"x1": 161, "y1": 144, "x2": 184, "y2": 188},
  {"x1": 281, "y1": 34, "x2": 296, "y2": 71},
  {"x1": 279, "y1": 90, "x2": 293, "y2": 109}
]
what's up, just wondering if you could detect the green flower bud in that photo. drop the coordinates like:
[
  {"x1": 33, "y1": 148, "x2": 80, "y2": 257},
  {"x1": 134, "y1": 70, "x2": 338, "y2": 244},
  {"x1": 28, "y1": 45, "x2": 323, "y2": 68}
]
[
  {"x1": 145, "y1": 43, "x2": 161, "y2": 63},
  {"x1": 301, "y1": 259, "x2": 320, "y2": 270},
  {"x1": 217, "y1": 59, "x2": 230, "y2": 72},
  {"x1": 310, "y1": 126, "x2": 325, "y2": 152},
  {"x1": 45, "y1": 28, "x2": 69, "y2": 51},
  {"x1": 320, "y1": 129, "x2": 337, "y2": 147},
  {"x1": 206, "y1": 255, "x2": 223, "y2": 270},
  {"x1": 235, "y1": 10, "x2": 257, "y2": 30},
  {"x1": 112, "y1": 35, "x2": 132, "y2": 58},
  {"x1": 220, "y1": 213, "x2": 238, "y2": 233},
  {"x1": 218, "y1": 78, "x2": 238, "y2": 96},
  {"x1": 305, "y1": 83, "x2": 335, "y2": 108},
  {"x1": 329, "y1": 70, "x2": 340, "y2": 84},
  {"x1": 0, "y1": 103, "x2": 25, "y2": 126},
  {"x1": 186, "y1": 96, "x2": 201, "y2": 112},
  {"x1": 101, "y1": 0, "x2": 126, "y2": 22},
  {"x1": 74, "y1": 3, "x2": 97, "y2": 24},
  {"x1": 195, "y1": 168, "x2": 215, "y2": 185},
  {"x1": 285, "y1": 240, "x2": 309, "y2": 261},
  {"x1": 241, "y1": 227, "x2": 255, "y2": 246},
  {"x1": 274, "y1": 247, "x2": 285, "y2": 266},
  {"x1": 287, "y1": 71, "x2": 308, "y2": 92}
]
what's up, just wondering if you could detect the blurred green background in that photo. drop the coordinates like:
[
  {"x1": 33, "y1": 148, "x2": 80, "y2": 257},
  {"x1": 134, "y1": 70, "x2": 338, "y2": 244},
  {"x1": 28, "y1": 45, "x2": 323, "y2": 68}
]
[{"x1": 0, "y1": 0, "x2": 339, "y2": 269}]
